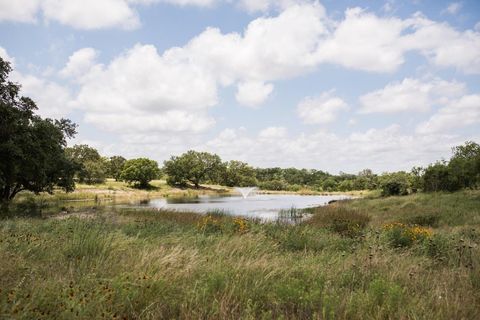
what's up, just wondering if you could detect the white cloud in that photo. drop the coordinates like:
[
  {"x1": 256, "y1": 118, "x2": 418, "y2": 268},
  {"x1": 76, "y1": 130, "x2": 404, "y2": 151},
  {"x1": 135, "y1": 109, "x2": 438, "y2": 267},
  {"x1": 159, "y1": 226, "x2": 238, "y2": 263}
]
[
  {"x1": 60, "y1": 48, "x2": 98, "y2": 79},
  {"x1": 443, "y1": 2, "x2": 462, "y2": 15},
  {"x1": 73, "y1": 44, "x2": 217, "y2": 133},
  {"x1": 0, "y1": 0, "x2": 40, "y2": 23},
  {"x1": 416, "y1": 94, "x2": 480, "y2": 134},
  {"x1": 0, "y1": 46, "x2": 15, "y2": 65},
  {"x1": 178, "y1": 3, "x2": 327, "y2": 84},
  {"x1": 402, "y1": 15, "x2": 480, "y2": 74},
  {"x1": 1, "y1": 47, "x2": 72, "y2": 118},
  {"x1": 238, "y1": 0, "x2": 307, "y2": 13},
  {"x1": 258, "y1": 126, "x2": 287, "y2": 139},
  {"x1": 316, "y1": 7, "x2": 407, "y2": 72},
  {"x1": 41, "y1": 0, "x2": 140, "y2": 30},
  {"x1": 359, "y1": 78, "x2": 466, "y2": 114},
  {"x1": 297, "y1": 91, "x2": 348, "y2": 124},
  {"x1": 201, "y1": 125, "x2": 466, "y2": 172},
  {"x1": 235, "y1": 81, "x2": 274, "y2": 107},
  {"x1": 0, "y1": 0, "x2": 219, "y2": 29},
  {"x1": 312, "y1": 7, "x2": 480, "y2": 74},
  {"x1": 2, "y1": 2, "x2": 480, "y2": 74},
  {"x1": 14, "y1": 73, "x2": 73, "y2": 119}
]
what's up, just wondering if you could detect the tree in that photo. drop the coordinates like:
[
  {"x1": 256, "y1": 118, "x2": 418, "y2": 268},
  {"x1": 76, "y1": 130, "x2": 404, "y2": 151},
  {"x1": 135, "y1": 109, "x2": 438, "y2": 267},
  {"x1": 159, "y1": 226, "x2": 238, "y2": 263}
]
[
  {"x1": 163, "y1": 150, "x2": 223, "y2": 188},
  {"x1": 423, "y1": 161, "x2": 460, "y2": 192},
  {"x1": 107, "y1": 156, "x2": 126, "y2": 181},
  {"x1": 65, "y1": 144, "x2": 107, "y2": 184},
  {"x1": 322, "y1": 178, "x2": 337, "y2": 192},
  {"x1": 120, "y1": 158, "x2": 160, "y2": 188},
  {"x1": 379, "y1": 172, "x2": 410, "y2": 196},
  {"x1": 410, "y1": 166, "x2": 424, "y2": 193},
  {"x1": 65, "y1": 144, "x2": 108, "y2": 184},
  {"x1": 0, "y1": 57, "x2": 77, "y2": 204},
  {"x1": 222, "y1": 160, "x2": 257, "y2": 187},
  {"x1": 448, "y1": 141, "x2": 480, "y2": 189}
]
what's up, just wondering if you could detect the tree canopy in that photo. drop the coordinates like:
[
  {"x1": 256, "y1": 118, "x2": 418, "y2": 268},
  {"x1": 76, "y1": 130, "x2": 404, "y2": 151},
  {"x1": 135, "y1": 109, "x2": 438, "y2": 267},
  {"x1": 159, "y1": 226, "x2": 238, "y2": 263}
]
[
  {"x1": 164, "y1": 150, "x2": 223, "y2": 188},
  {"x1": 65, "y1": 144, "x2": 107, "y2": 184},
  {"x1": 0, "y1": 57, "x2": 77, "y2": 203},
  {"x1": 120, "y1": 158, "x2": 161, "y2": 188}
]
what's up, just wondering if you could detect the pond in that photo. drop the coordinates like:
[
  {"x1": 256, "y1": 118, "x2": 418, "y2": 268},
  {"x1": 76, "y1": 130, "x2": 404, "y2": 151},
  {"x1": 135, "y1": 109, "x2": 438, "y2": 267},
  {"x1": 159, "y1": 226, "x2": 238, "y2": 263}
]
[{"x1": 132, "y1": 194, "x2": 350, "y2": 220}]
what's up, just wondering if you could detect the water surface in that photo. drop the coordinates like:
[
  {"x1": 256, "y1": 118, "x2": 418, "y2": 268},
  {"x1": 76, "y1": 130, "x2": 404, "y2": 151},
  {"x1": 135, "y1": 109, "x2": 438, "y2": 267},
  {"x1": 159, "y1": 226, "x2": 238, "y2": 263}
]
[{"x1": 140, "y1": 194, "x2": 350, "y2": 220}]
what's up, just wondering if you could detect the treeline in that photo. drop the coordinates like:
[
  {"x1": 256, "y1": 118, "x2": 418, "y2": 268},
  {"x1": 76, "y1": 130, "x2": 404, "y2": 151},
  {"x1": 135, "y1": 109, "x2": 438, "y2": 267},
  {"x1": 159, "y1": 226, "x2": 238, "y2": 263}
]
[{"x1": 68, "y1": 142, "x2": 480, "y2": 196}]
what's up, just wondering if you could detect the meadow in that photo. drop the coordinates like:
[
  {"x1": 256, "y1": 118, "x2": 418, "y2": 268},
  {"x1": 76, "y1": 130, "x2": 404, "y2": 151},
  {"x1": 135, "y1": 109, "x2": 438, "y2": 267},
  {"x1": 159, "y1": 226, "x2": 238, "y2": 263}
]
[{"x1": 1, "y1": 186, "x2": 479, "y2": 319}]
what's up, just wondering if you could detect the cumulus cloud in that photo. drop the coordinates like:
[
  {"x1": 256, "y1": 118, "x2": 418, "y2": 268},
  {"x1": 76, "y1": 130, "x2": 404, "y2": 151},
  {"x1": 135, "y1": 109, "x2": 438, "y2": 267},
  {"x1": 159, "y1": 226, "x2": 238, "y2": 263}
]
[
  {"x1": 0, "y1": 0, "x2": 40, "y2": 23},
  {"x1": 297, "y1": 91, "x2": 348, "y2": 124},
  {"x1": 416, "y1": 94, "x2": 480, "y2": 134},
  {"x1": 316, "y1": 8, "x2": 407, "y2": 72},
  {"x1": 60, "y1": 47, "x2": 98, "y2": 79},
  {"x1": 2, "y1": 2, "x2": 480, "y2": 74},
  {"x1": 359, "y1": 78, "x2": 466, "y2": 114},
  {"x1": 41, "y1": 0, "x2": 140, "y2": 30},
  {"x1": 235, "y1": 81, "x2": 274, "y2": 107},
  {"x1": 72, "y1": 44, "x2": 217, "y2": 133},
  {"x1": 15, "y1": 73, "x2": 74, "y2": 118},
  {"x1": 201, "y1": 125, "x2": 465, "y2": 172},
  {"x1": 238, "y1": 0, "x2": 308, "y2": 13},
  {"x1": 258, "y1": 126, "x2": 287, "y2": 139},
  {"x1": 0, "y1": 47, "x2": 73, "y2": 119},
  {"x1": 0, "y1": 0, "x2": 221, "y2": 29},
  {"x1": 402, "y1": 15, "x2": 480, "y2": 74}
]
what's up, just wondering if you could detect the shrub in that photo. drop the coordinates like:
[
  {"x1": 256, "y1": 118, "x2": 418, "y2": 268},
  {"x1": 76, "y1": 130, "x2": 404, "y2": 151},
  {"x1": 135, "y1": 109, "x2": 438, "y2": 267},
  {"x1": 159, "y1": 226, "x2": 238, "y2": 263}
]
[
  {"x1": 197, "y1": 215, "x2": 223, "y2": 234},
  {"x1": 403, "y1": 213, "x2": 440, "y2": 227},
  {"x1": 307, "y1": 206, "x2": 371, "y2": 237},
  {"x1": 379, "y1": 172, "x2": 410, "y2": 196},
  {"x1": 383, "y1": 222, "x2": 433, "y2": 248}
]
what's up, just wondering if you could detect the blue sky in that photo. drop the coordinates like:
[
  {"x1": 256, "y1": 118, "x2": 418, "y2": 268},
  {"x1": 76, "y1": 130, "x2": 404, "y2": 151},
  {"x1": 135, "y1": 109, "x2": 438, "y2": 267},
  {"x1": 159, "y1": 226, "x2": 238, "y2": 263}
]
[{"x1": 1, "y1": 0, "x2": 479, "y2": 173}]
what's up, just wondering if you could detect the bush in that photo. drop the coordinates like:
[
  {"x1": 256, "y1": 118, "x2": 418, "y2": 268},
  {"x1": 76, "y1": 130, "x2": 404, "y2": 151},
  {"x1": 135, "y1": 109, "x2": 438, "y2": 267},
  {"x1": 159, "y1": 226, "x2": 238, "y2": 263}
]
[
  {"x1": 383, "y1": 222, "x2": 432, "y2": 248},
  {"x1": 258, "y1": 180, "x2": 288, "y2": 191},
  {"x1": 403, "y1": 213, "x2": 440, "y2": 227},
  {"x1": 379, "y1": 172, "x2": 410, "y2": 196},
  {"x1": 307, "y1": 206, "x2": 370, "y2": 237}
]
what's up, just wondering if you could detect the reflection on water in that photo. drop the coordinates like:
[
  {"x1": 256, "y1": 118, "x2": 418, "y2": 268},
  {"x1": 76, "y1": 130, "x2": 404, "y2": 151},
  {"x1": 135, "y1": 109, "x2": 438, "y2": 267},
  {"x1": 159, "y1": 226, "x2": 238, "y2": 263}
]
[{"x1": 136, "y1": 194, "x2": 350, "y2": 220}]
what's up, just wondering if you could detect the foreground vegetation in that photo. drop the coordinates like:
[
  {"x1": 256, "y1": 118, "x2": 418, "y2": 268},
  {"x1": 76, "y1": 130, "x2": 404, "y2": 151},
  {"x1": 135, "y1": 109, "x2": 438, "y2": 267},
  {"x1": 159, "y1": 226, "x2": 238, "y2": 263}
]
[{"x1": 1, "y1": 190, "x2": 479, "y2": 319}]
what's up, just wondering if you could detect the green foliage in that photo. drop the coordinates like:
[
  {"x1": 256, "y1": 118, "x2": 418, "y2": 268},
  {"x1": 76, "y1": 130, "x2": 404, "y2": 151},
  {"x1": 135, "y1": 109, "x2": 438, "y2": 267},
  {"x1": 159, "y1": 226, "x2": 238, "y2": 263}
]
[
  {"x1": 402, "y1": 213, "x2": 440, "y2": 227},
  {"x1": 258, "y1": 179, "x2": 288, "y2": 191},
  {"x1": 82, "y1": 159, "x2": 108, "y2": 184},
  {"x1": 0, "y1": 57, "x2": 77, "y2": 204},
  {"x1": 221, "y1": 160, "x2": 257, "y2": 187},
  {"x1": 308, "y1": 206, "x2": 371, "y2": 237},
  {"x1": 163, "y1": 150, "x2": 223, "y2": 188},
  {"x1": 383, "y1": 223, "x2": 432, "y2": 248},
  {"x1": 322, "y1": 178, "x2": 338, "y2": 192},
  {"x1": 379, "y1": 171, "x2": 411, "y2": 196},
  {"x1": 1, "y1": 191, "x2": 480, "y2": 319},
  {"x1": 106, "y1": 156, "x2": 126, "y2": 181},
  {"x1": 65, "y1": 144, "x2": 107, "y2": 184},
  {"x1": 423, "y1": 161, "x2": 460, "y2": 192},
  {"x1": 423, "y1": 142, "x2": 480, "y2": 192},
  {"x1": 120, "y1": 158, "x2": 161, "y2": 188}
]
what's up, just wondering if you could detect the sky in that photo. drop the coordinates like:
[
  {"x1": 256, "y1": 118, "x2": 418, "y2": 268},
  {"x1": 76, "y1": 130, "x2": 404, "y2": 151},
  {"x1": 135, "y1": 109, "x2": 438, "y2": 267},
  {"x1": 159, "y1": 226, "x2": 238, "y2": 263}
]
[{"x1": 0, "y1": 0, "x2": 479, "y2": 174}]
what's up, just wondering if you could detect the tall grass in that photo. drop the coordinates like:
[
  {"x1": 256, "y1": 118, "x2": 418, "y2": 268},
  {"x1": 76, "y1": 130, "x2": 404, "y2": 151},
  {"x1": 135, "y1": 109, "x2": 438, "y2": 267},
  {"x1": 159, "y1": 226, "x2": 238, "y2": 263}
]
[{"x1": 1, "y1": 191, "x2": 479, "y2": 319}]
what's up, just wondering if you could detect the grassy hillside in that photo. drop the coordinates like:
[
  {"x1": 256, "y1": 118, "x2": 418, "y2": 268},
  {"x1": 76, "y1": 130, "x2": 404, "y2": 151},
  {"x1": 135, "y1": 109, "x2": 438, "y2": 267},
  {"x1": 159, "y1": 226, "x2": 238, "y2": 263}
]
[{"x1": 1, "y1": 191, "x2": 479, "y2": 319}]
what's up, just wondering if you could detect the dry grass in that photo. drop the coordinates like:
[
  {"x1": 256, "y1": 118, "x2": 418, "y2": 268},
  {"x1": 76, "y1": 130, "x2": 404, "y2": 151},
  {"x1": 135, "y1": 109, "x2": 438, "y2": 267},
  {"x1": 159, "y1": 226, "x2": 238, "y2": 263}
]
[{"x1": 0, "y1": 191, "x2": 479, "y2": 319}]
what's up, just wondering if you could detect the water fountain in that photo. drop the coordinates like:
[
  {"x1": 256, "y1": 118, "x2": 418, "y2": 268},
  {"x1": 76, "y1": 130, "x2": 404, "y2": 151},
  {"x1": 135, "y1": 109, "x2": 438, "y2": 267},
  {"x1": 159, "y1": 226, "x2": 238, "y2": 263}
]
[{"x1": 234, "y1": 187, "x2": 257, "y2": 199}]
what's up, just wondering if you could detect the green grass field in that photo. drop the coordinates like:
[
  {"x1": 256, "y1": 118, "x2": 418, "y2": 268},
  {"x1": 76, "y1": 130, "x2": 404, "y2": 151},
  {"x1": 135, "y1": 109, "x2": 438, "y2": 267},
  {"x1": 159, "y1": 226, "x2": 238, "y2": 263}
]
[{"x1": 1, "y1": 189, "x2": 479, "y2": 319}]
